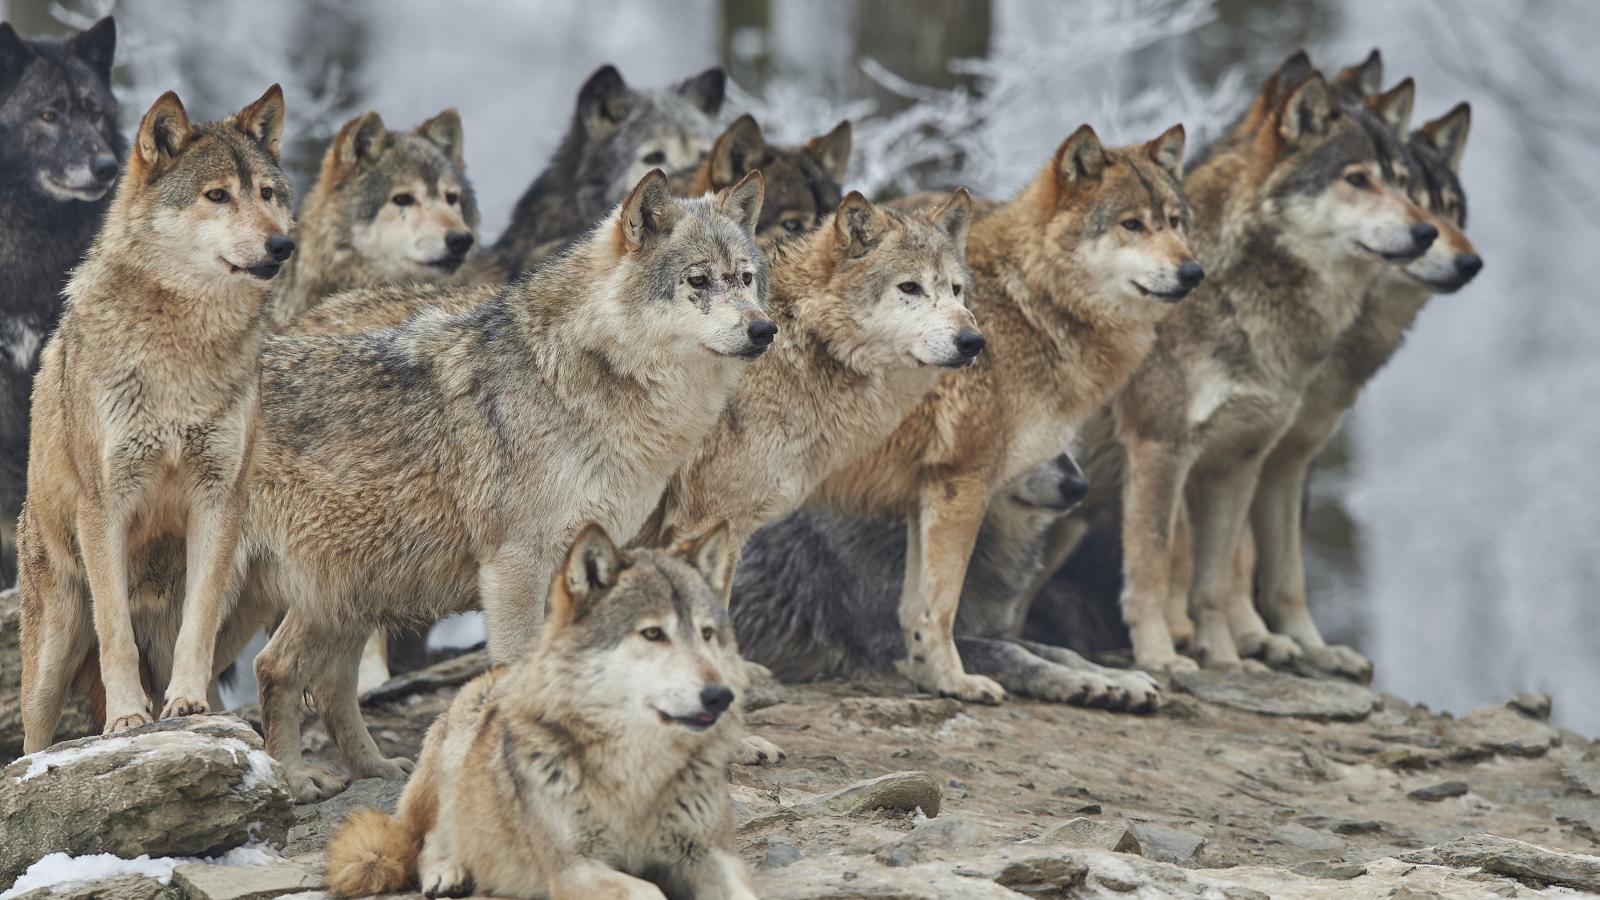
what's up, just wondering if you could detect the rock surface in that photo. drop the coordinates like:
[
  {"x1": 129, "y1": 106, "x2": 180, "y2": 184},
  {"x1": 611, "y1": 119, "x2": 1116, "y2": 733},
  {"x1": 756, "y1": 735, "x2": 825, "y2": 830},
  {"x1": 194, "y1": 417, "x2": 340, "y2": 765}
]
[
  {"x1": 1172, "y1": 668, "x2": 1382, "y2": 720},
  {"x1": 170, "y1": 860, "x2": 321, "y2": 900},
  {"x1": 1401, "y1": 833, "x2": 1600, "y2": 892},
  {"x1": 0, "y1": 587, "x2": 96, "y2": 761}
]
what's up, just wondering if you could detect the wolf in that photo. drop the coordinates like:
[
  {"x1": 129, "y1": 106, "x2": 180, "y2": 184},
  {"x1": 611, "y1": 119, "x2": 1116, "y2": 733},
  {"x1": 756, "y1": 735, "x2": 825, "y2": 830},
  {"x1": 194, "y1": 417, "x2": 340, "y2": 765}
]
[
  {"x1": 271, "y1": 108, "x2": 480, "y2": 325},
  {"x1": 672, "y1": 113, "x2": 852, "y2": 239},
  {"x1": 230, "y1": 170, "x2": 771, "y2": 802},
  {"x1": 324, "y1": 523, "x2": 757, "y2": 900},
  {"x1": 0, "y1": 16, "x2": 121, "y2": 587},
  {"x1": 798, "y1": 124, "x2": 1201, "y2": 703},
  {"x1": 18, "y1": 86, "x2": 293, "y2": 751},
  {"x1": 491, "y1": 64, "x2": 725, "y2": 277}
]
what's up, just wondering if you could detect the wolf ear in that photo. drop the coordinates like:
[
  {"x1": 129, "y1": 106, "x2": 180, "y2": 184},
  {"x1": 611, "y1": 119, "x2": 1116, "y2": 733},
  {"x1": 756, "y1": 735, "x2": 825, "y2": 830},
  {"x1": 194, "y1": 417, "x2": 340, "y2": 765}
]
[
  {"x1": 1146, "y1": 124, "x2": 1186, "y2": 181},
  {"x1": 716, "y1": 169, "x2": 765, "y2": 236},
  {"x1": 805, "y1": 120, "x2": 853, "y2": 184},
  {"x1": 833, "y1": 191, "x2": 881, "y2": 258},
  {"x1": 550, "y1": 524, "x2": 623, "y2": 630},
  {"x1": 1335, "y1": 48, "x2": 1383, "y2": 97},
  {"x1": 1266, "y1": 49, "x2": 1315, "y2": 109},
  {"x1": 1054, "y1": 124, "x2": 1106, "y2": 187},
  {"x1": 710, "y1": 114, "x2": 766, "y2": 189},
  {"x1": 417, "y1": 108, "x2": 465, "y2": 169},
  {"x1": 578, "y1": 64, "x2": 635, "y2": 138},
  {"x1": 237, "y1": 83, "x2": 286, "y2": 161},
  {"x1": 1416, "y1": 102, "x2": 1470, "y2": 173},
  {"x1": 619, "y1": 169, "x2": 676, "y2": 252},
  {"x1": 677, "y1": 67, "x2": 727, "y2": 116},
  {"x1": 675, "y1": 522, "x2": 734, "y2": 600},
  {"x1": 1367, "y1": 78, "x2": 1415, "y2": 135},
  {"x1": 0, "y1": 23, "x2": 32, "y2": 88},
  {"x1": 927, "y1": 187, "x2": 972, "y2": 256},
  {"x1": 332, "y1": 111, "x2": 387, "y2": 177},
  {"x1": 67, "y1": 16, "x2": 116, "y2": 84},
  {"x1": 135, "y1": 91, "x2": 192, "y2": 174},
  {"x1": 1277, "y1": 74, "x2": 1334, "y2": 146}
]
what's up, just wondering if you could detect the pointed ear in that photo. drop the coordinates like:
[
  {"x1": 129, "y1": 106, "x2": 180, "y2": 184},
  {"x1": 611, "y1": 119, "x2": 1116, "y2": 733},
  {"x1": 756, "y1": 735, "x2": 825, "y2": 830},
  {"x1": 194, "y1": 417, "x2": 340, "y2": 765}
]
[
  {"x1": 237, "y1": 83, "x2": 286, "y2": 161},
  {"x1": 1335, "y1": 48, "x2": 1382, "y2": 97},
  {"x1": 1054, "y1": 124, "x2": 1106, "y2": 187},
  {"x1": 550, "y1": 524, "x2": 623, "y2": 631},
  {"x1": 619, "y1": 169, "x2": 676, "y2": 252},
  {"x1": 135, "y1": 91, "x2": 192, "y2": 174},
  {"x1": 0, "y1": 23, "x2": 32, "y2": 89},
  {"x1": 805, "y1": 120, "x2": 853, "y2": 184},
  {"x1": 578, "y1": 64, "x2": 634, "y2": 138},
  {"x1": 417, "y1": 108, "x2": 465, "y2": 169},
  {"x1": 716, "y1": 169, "x2": 764, "y2": 236},
  {"x1": 1277, "y1": 74, "x2": 1334, "y2": 146},
  {"x1": 66, "y1": 16, "x2": 116, "y2": 84},
  {"x1": 709, "y1": 114, "x2": 765, "y2": 189},
  {"x1": 1146, "y1": 124, "x2": 1186, "y2": 181},
  {"x1": 1416, "y1": 102, "x2": 1470, "y2": 173},
  {"x1": 677, "y1": 67, "x2": 727, "y2": 116},
  {"x1": 332, "y1": 111, "x2": 386, "y2": 176},
  {"x1": 1269, "y1": 49, "x2": 1315, "y2": 108},
  {"x1": 833, "y1": 191, "x2": 881, "y2": 258},
  {"x1": 926, "y1": 188, "x2": 972, "y2": 256},
  {"x1": 1367, "y1": 78, "x2": 1415, "y2": 135},
  {"x1": 675, "y1": 522, "x2": 734, "y2": 599}
]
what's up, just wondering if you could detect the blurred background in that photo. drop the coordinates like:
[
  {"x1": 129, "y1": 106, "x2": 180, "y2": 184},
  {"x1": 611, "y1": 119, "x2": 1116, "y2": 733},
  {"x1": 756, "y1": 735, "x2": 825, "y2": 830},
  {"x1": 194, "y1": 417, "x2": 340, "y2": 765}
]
[{"x1": 5, "y1": 0, "x2": 1596, "y2": 734}]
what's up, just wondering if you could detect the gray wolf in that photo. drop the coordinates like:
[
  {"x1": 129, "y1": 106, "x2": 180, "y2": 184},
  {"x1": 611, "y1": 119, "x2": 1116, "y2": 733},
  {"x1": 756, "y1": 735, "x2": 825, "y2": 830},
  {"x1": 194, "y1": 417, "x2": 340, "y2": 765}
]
[
  {"x1": 0, "y1": 16, "x2": 121, "y2": 587},
  {"x1": 240, "y1": 170, "x2": 771, "y2": 802},
  {"x1": 805, "y1": 124, "x2": 1201, "y2": 703},
  {"x1": 672, "y1": 113, "x2": 852, "y2": 239},
  {"x1": 18, "y1": 85, "x2": 294, "y2": 752},
  {"x1": 324, "y1": 523, "x2": 756, "y2": 900},
  {"x1": 271, "y1": 108, "x2": 481, "y2": 325},
  {"x1": 491, "y1": 64, "x2": 726, "y2": 277}
]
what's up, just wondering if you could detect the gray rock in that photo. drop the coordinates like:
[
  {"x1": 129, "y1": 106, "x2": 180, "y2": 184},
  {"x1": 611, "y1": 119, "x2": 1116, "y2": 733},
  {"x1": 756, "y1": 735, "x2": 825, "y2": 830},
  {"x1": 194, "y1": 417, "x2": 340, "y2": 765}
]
[
  {"x1": 758, "y1": 839, "x2": 803, "y2": 870},
  {"x1": 1331, "y1": 819, "x2": 1384, "y2": 835},
  {"x1": 1172, "y1": 669, "x2": 1381, "y2": 721},
  {"x1": 359, "y1": 649, "x2": 489, "y2": 706},
  {"x1": 284, "y1": 777, "x2": 406, "y2": 856},
  {"x1": 1507, "y1": 691, "x2": 1552, "y2": 721},
  {"x1": 1401, "y1": 833, "x2": 1600, "y2": 892},
  {"x1": 170, "y1": 860, "x2": 321, "y2": 900},
  {"x1": 1409, "y1": 781, "x2": 1469, "y2": 802},
  {"x1": 1030, "y1": 817, "x2": 1139, "y2": 852},
  {"x1": 874, "y1": 815, "x2": 985, "y2": 865},
  {"x1": 10, "y1": 874, "x2": 169, "y2": 900},
  {"x1": 795, "y1": 770, "x2": 942, "y2": 818},
  {"x1": 1270, "y1": 822, "x2": 1344, "y2": 853},
  {"x1": 1125, "y1": 823, "x2": 1206, "y2": 863},
  {"x1": 0, "y1": 715, "x2": 293, "y2": 886},
  {"x1": 0, "y1": 588, "x2": 95, "y2": 761},
  {"x1": 1288, "y1": 860, "x2": 1367, "y2": 880},
  {"x1": 830, "y1": 697, "x2": 963, "y2": 730},
  {"x1": 989, "y1": 856, "x2": 1089, "y2": 895},
  {"x1": 1446, "y1": 706, "x2": 1561, "y2": 760},
  {"x1": 1560, "y1": 756, "x2": 1600, "y2": 796}
]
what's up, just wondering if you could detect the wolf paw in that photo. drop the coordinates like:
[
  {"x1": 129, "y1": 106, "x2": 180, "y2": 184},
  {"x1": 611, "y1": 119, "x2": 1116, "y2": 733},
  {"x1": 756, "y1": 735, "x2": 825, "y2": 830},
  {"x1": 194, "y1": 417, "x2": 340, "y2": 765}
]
[
  {"x1": 104, "y1": 710, "x2": 152, "y2": 734},
  {"x1": 356, "y1": 755, "x2": 414, "y2": 781},
  {"x1": 733, "y1": 735, "x2": 786, "y2": 767},
  {"x1": 936, "y1": 672, "x2": 1006, "y2": 705},
  {"x1": 1109, "y1": 670, "x2": 1163, "y2": 714},
  {"x1": 1304, "y1": 644, "x2": 1373, "y2": 682},
  {"x1": 1166, "y1": 611, "x2": 1196, "y2": 649},
  {"x1": 1135, "y1": 652, "x2": 1199, "y2": 676},
  {"x1": 287, "y1": 764, "x2": 349, "y2": 804},
  {"x1": 421, "y1": 863, "x2": 473, "y2": 898},
  {"x1": 160, "y1": 694, "x2": 210, "y2": 719},
  {"x1": 1237, "y1": 631, "x2": 1304, "y2": 667}
]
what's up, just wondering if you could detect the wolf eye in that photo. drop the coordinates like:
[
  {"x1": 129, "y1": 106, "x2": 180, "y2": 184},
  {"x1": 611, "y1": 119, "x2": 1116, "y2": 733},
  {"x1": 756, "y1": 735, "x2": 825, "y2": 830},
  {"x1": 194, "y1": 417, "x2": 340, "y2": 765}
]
[
  {"x1": 392, "y1": 193, "x2": 415, "y2": 207},
  {"x1": 40, "y1": 109, "x2": 59, "y2": 124},
  {"x1": 687, "y1": 274, "x2": 709, "y2": 289},
  {"x1": 260, "y1": 186, "x2": 274, "y2": 202},
  {"x1": 898, "y1": 282, "x2": 923, "y2": 296},
  {"x1": 952, "y1": 284, "x2": 962, "y2": 297},
  {"x1": 1121, "y1": 219, "x2": 1144, "y2": 232},
  {"x1": 1169, "y1": 216, "x2": 1183, "y2": 229},
  {"x1": 445, "y1": 191, "x2": 459, "y2": 205},
  {"x1": 204, "y1": 188, "x2": 229, "y2": 203},
  {"x1": 741, "y1": 272, "x2": 753, "y2": 286},
  {"x1": 640, "y1": 626, "x2": 666, "y2": 642},
  {"x1": 701, "y1": 626, "x2": 715, "y2": 641},
  {"x1": 642, "y1": 151, "x2": 666, "y2": 166},
  {"x1": 782, "y1": 219, "x2": 804, "y2": 233},
  {"x1": 1344, "y1": 173, "x2": 1370, "y2": 189}
]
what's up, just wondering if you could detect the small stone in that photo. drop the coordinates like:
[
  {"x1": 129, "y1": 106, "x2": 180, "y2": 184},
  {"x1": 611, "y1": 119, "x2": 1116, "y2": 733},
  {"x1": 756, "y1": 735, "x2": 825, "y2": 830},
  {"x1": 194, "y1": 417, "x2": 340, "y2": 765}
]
[
  {"x1": 795, "y1": 770, "x2": 942, "y2": 818},
  {"x1": 1332, "y1": 820, "x2": 1384, "y2": 835},
  {"x1": 1507, "y1": 691, "x2": 1552, "y2": 721},
  {"x1": 170, "y1": 860, "x2": 322, "y2": 900},
  {"x1": 1560, "y1": 758, "x2": 1600, "y2": 796},
  {"x1": 992, "y1": 856, "x2": 1089, "y2": 895},
  {"x1": 1408, "y1": 781, "x2": 1469, "y2": 802},
  {"x1": 1289, "y1": 860, "x2": 1367, "y2": 880},
  {"x1": 830, "y1": 697, "x2": 962, "y2": 729},
  {"x1": 1030, "y1": 817, "x2": 1138, "y2": 852},
  {"x1": 1172, "y1": 669, "x2": 1381, "y2": 721},
  {"x1": 1375, "y1": 749, "x2": 1429, "y2": 770},
  {"x1": 759, "y1": 839, "x2": 803, "y2": 869},
  {"x1": 1125, "y1": 822, "x2": 1206, "y2": 863},
  {"x1": 1447, "y1": 706, "x2": 1561, "y2": 760},
  {"x1": 1401, "y1": 833, "x2": 1600, "y2": 892},
  {"x1": 1271, "y1": 822, "x2": 1345, "y2": 853},
  {"x1": 1075, "y1": 803, "x2": 1102, "y2": 815}
]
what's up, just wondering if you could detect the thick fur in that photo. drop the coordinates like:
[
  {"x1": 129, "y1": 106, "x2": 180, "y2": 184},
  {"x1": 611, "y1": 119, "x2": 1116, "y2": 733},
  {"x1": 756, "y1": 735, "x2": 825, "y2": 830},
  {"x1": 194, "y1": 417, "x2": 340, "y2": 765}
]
[
  {"x1": 18, "y1": 86, "x2": 294, "y2": 751},
  {"x1": 801, "y1": 124, "x2": 1201, "y2": 703},
  {"x1": 0, "y1": 17, "x2": 121, "y2": 586},
  {"x1": 492, "y1": 65, "x2": 726, "y2": 278},
  {"x1": 671, "y1": 114, "x2": 852, "y2": 239},
  {"x1": 272, "y1": 108, "x2": 482, "y2": 325},
  {"x1": 325, "y1": 525, "x2": 757, "y2": 900},
  {"x1": 241, "y1": 171, "x2": 772, "y2": 802}
]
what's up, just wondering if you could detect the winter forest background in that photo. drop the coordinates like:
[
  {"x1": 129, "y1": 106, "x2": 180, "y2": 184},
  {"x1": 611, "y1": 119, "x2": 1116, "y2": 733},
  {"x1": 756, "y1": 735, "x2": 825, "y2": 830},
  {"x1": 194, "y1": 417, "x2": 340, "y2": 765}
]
[{"x1": 4, "y1": 0, "x2": 1596, "y2": 734}]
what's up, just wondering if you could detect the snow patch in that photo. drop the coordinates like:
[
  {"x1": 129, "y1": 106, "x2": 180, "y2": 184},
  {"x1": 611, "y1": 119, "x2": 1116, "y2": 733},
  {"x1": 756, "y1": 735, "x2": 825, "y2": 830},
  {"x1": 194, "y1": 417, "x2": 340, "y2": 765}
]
[
  {"x1": 0, "y1": 844, "x2": 281, "y2": 900},
  {"x1": 12, "y1": 736, "x2": 141, "y2": 783}
]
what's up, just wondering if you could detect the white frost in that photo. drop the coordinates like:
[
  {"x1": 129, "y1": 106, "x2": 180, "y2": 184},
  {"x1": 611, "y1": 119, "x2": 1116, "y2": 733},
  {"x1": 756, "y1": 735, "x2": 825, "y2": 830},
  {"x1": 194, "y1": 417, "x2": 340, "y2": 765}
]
[{"x1": 0, "y1": 844, "x2": 283, "y2": 900}]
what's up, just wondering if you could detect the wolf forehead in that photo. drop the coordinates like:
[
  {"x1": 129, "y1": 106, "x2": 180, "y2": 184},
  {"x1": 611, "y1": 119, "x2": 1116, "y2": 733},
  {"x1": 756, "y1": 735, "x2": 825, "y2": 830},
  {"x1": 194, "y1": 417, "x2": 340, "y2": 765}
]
[
  {"x1": 346, "y1": 135, "x2": 478, "y2": 222},
  {"x1": 2, "y1": 42, "x2": 113, "y2": 111},
  {"x1": 643, "y1": 196, "x2": 767, "y2": 273},
  {"x1": 1081, "y1": 151, "x2": 1190, "y2": 234},
  {"x1": 569, "y1": 552, "x2": 732, "y2": 642},
  {"x1": 1269, "y1": 110, "x2": 1396, "y2": 199},
  {"x1": 147, "y1": 124, "x2": 291, "y2": 206}
]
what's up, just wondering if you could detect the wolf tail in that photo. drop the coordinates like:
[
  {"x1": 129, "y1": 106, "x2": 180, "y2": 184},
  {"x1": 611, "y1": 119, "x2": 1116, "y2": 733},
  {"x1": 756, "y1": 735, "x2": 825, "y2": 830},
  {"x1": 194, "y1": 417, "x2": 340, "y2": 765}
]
[{"x1": 324, "y1": 808, "x2": 419, "y2": 896}]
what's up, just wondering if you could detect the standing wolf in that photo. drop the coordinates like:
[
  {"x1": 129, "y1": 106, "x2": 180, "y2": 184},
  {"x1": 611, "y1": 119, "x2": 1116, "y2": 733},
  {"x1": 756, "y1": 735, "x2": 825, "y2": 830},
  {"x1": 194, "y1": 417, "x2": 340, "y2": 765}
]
[
  {"x1": 271, "y1": 108, "x2": 480, "y2": 325},
  {"x1": 0, "y1": 16, "x2": 121, "y2": 587},
  {"x1": 19, "y1": 86, "x2": 294, "y2": 751},
  {"x1": 239, "y1": 170, "x2": 771, "y2": 801},
  {"x1": 492, "y1": 64, "x2": 725, "y2": 277},
  {"x1": 325, "y1": 524, "x2": 757, "y2": 900}
]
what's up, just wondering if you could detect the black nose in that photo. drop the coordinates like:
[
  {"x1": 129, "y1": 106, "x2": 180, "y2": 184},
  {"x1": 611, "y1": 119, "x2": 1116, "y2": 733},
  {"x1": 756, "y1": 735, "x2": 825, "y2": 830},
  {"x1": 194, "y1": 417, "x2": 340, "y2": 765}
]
[
  {"x1": 954, "y1": 329, "x2": 985, "y2": 360},
  {"x1": 1454, "y1": 253, "x2": 1483, "y2": 279},
  {"x1": 90, "y1": 155, "x2": 118, "y2": 183},
  {"x1": 700, "y1": 685, "x2": 734, "y2": 715},
  {"x1": 1177, "y1": 260, "x2": 1205, "y2": 289},
  {"x1": 445, "y1": 230, "x2": 474, "y2": 257},
  {"x1": 1060, "y1": 471, "x2": 1089, "y2": 507},
  {"x1": 747, "y1": 318, "x2": 777, "y2": 347},
  {"x1": 1410, "y1": 222, "x2": 1438, "y2": 251},
  {"x1": 265, "y1": 233, "x2": 296, "y2": 262}
]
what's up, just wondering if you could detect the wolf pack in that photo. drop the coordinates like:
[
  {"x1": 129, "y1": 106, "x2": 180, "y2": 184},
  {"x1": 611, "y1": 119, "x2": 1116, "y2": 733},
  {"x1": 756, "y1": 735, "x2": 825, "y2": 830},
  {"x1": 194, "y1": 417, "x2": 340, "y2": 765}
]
[{"x1": 0, "y1": 15, "x2": 1482, "y2": 900}]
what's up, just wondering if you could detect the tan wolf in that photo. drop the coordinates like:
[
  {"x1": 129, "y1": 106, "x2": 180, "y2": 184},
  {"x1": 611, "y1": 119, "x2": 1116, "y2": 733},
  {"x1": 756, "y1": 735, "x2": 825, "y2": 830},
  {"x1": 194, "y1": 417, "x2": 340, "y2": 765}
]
[
  {"x1": 324, "y1": 523, "x2": 756, "y2": 900},
  {"x1": 18, "y1": 86, "x2": 293, "y2": 751}
]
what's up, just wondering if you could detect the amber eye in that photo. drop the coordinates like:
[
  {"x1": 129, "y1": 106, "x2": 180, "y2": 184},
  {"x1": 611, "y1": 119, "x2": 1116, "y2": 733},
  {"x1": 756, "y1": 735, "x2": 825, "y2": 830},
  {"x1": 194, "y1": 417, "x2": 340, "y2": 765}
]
[
  {"x1": 260, "y1": 186, "x2": 274, "y2": 202},
  {"x1": 641, "y1": 626, "x2": 666, "y2": 642},
  {"x1": 643, "y1": 150, "x2": 666, "y2": 166},
  {"x1": 701, "y1": 626, "x2": 715, "y2": 641},
  {"x1": 204, "y1": 188, "x2": 229, "y2": 203},
  {"x1": 687, "y1": 273, "x2": 709, "y2": 289},
  {"x1": 445, "y1": 191, "x2": 459, "y2": 205},
  {"x1": 1121, "y1": 219, "x2": 1143, "y2": 232},
  {"x1": 40, "y1": 109, "x2": 58, "y2": 123},
  {"x1": 741, "y1": 272, "x2": 753, "y2": 286},
  {"x1": 392, "y1": 193, "x2": 415, "y2": 207},
  {"x1": 1344, "y1": 172, "x2": 1370, "y2": 189},
  {"x1": 898, "y1": 282, "x2": 923, "y2": 296}
]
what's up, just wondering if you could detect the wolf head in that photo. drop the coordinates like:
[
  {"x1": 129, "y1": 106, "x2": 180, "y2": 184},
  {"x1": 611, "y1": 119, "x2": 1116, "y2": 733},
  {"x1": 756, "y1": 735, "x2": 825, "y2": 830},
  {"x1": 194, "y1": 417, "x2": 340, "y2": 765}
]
[
  {"x1": 1006, "y1": 451, "x2": 1089, "y2": 514},
  {"x1": 1022, "y1": 124, "x2": 1204, "y2": 314},
  {"x1": 113, "y1": 85, "x2": 295, "y2": 289},
  {"x1": 570, "y1": 64, "x2": 726, "y2": 208},
  {"x1": 315, "y1": 108, "x2": 479, "y2": 277},
  {"x1": 1400, "y1": 103, "x2": 1479, "y2": 292},
  {"x1": 800, "y1": 189, "x2": 982, "y2": 369},
  {"x1": 543, "y1": 523, "x2": 745, "y2": 741},
  {"x1": 594, "y1": 168, "x2": 775, "y2": 360},
  {"x1": 0, "y1": 16, "x2": 121, "y2": 203},
  {"x1": 699, "y1": 114, "x2": 851, "y2": 239}
]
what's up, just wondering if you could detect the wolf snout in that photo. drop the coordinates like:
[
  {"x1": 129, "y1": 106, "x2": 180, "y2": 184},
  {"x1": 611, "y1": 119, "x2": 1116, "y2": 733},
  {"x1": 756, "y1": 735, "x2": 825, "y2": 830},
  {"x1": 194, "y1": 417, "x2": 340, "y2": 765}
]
[
  {"x1": 90, "y1": 154, "x2": 119, "y2": 185},
  {"x1": 1409, "y1": 223, "x2": 1438, "y2": 253},
  {"x1": 747, "y1": 318, "x2": 778, "y2": 348},
  {"x1": 445, "y1": 230, "x2": 475, "y2": 259},
  {"x1": 266, "y1": 233, "x2": 296, "y2": 262},
  {"x1": 1178, "y1": 260, "x2": 1205, "y2": 290},
  {"x1": 700, "y1": 685, "x2": 735, "y2": 716},
  {"x1": 1455, "y1": 253, "x2": 1483, "y2": 280},
  {"x1": 954, "y1": 329, "x2": 986, "y2": 363}
]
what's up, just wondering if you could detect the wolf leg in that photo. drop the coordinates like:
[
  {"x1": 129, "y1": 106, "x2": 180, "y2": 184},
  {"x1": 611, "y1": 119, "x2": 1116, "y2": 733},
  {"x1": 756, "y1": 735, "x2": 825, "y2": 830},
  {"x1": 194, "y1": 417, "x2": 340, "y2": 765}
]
[
  {"x1": 75, "y1": 496, "x2": 151, "y2": 732},
  {"x1": 254, "y1": 605, "x2": 348, "y2": 803},
  {"x1": 1164, "y1": 503, "x2": 1196, "y2": 648},
  {"x1": 1224, "y1": 528, "x2": 1301, "y2": 666},
  {"x1": 547, "y1": 861, "x2": 668, "y2": 900},
  {"x1": 478, "y1": 546, "x2": 552, "y2": 665},
  {"x1": 895, "y1": 476, "x2": 1004, "y2": 704},
  {"x1": 19, "y1": 520, "x2": 93, "y2": 752},
  {"x1": 1119, "y1": 436, "x2": 1197, "y2": 674},
  {"x1": 957, "y1": 636, "x2": 1159, "y2": 713},
  {"x1": 311, "y1": 627, "x2": 414, "y2": 781},
  {"x1": 417, "y1": 829, "x2": 472, "y2": 899},
  {"x1": 1011, "y1": 639, "x2": 1163, "y2": 712},
  {"x1": 163, "y1": 489, "x2": 245, "y2": 719},
  {"x1": 1185, "y1": 457, "x2": 1266, "y2": 669},
  {"x1": 668, "y1": 848, "x2": 758, "y2": 900}
]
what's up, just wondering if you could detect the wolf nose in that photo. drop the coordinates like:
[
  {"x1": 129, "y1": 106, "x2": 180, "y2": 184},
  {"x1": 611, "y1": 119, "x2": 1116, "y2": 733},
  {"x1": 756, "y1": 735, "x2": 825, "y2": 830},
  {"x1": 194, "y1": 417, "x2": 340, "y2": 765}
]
[
  {"x1": 1060, "y1": 470, "x2": 1089, "y2": 507},
  {"x1": 700, "y1": 685, "x2": 734, "y2": 715},
  {"x1": 747, "y1": 319, "x2": 777, "y2": 347},
  {"x1": 1409, "y1": 222, "x2": 1438, "y2": 251},
  {"x1": 90, "y1": 155, "x2": 119, "y2": 183},
  {"x1": 265, "y1": 233, "x2": 296, "y2": 262},
  {"x1": 1177, "y1": 260, "x2": 1205, "y2": 289},
  {"x1": 1455, "y1": 253, "x2": 1483, "y2": 280},
  {"x1": 954, "y1": 329, "x2": 986, "y2": 360},
  {"x1": 445, "y1": 230, "x2": 474, "y2": 257}
]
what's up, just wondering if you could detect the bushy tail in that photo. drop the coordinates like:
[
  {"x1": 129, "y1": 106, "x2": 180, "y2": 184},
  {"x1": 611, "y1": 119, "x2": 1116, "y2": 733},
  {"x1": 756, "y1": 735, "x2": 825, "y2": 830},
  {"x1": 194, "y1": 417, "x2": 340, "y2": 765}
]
[{"x1": 324, "y1": 808, "x2": 419, "y2": 896}]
